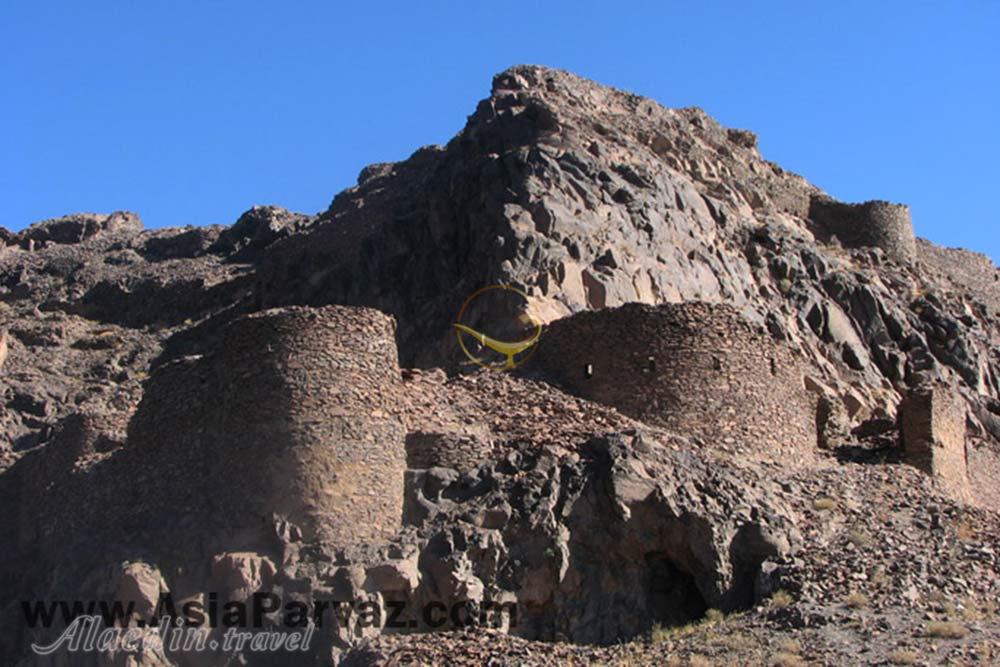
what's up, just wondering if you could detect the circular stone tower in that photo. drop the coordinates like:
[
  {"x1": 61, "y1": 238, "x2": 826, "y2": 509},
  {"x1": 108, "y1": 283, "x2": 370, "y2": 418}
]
[
  {"x1": 212, "y1": 305, "x2": 405, "y2": 547},
  {"x1": 531, "y1": 302, "x2": 815, "y2": 457},
  {"x1": 808, "y1": 196, "x2": 916, "y2": 264}
]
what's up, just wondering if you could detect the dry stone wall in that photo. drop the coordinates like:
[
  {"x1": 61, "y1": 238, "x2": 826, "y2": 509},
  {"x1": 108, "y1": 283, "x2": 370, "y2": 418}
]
[
  {"x1": 529, "y1": 302, "x2": 816, "y2": 458},
  {"x1": 809, "y1": 196, "x2": 916, "y2": 264},
  {"x1": 405, "y1": 431, "x2": 494, "y2": 473},
  {"x1": 900, "y1": 384, "x2": 970, "y2": 500},
  {"x1": 967, "y1": 437, "x2": 1000, "y2": 510},
  {"x1": 917, "y1": 239, "x2": 1000, "y2": 314},
  {"x1": 211, "y1": 306, "x2": 406, "y2": 546},
  {"x1": 8, "y1": 305, "x2": 409, "y2": 568}
]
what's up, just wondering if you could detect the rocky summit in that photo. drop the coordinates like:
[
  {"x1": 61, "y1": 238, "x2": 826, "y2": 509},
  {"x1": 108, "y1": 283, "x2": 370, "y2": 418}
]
[{"x1": 2, "y1": 65, "x2": 1000, "y2": 666}]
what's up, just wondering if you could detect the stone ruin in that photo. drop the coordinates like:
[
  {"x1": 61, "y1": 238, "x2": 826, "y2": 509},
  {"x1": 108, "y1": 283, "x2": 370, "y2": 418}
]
[
  {"x1": 2, "y1": 295, "x2": 997, "y2": 665},
  {"x1": 809, "y1": 195, "x2": 916, "y2": 264},
  {"x1": 3, "y1": 305, "x2": 407, "y2": 581},
  {"x1": 900, "y1": 383, "x2": 970, "y2": 501},
  {"x1": 208, "y1": 306, "x2": 406, "y2": 546},
  {"x1": 404, "y1": 431, "x2": 493, "y2": 473},
  {"x1": 529, "y1": 301, "x2": 817, "y2": 458}
]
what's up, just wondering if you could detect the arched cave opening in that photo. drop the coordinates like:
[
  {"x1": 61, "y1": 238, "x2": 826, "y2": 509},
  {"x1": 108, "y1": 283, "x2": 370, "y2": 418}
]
[{"x1": 643, "y1": 551, "x2": 708, "y2": 627}]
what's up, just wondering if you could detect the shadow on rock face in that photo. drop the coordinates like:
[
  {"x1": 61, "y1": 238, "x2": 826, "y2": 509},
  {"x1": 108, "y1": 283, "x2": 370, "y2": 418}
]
[{"x1": 644, "y1": 551, "x2": 709, "y2": 628}]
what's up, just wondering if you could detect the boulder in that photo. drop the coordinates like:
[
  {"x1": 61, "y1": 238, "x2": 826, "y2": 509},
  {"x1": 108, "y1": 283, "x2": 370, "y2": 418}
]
[
  {"x1": 114, "y1": 561, "x2": 167, "y2": 620},
  {"x1": 210, "y1": 552, "x2": 276, "y2": 602},
  {"x1": 364, "y1": 556, "x2": 421, "y2": 594},
  {"x1": 211, "y1": 205, "x2": 311, "y2": 257}
]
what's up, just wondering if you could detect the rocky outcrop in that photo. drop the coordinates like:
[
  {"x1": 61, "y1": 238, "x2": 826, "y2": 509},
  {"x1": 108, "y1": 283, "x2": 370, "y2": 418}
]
[
  {"x1": 210, "y1": 205, "x2": 313, "y2": 259},
  {"x1": 12, "y1": 211, "x2": 143, "y2": 249},
  {"x1": 254, "y1": 65, "x2": 820, "y2": 368},
  {"x1": 2, "y1": 65, "x2": 1000, "y2": 666}
]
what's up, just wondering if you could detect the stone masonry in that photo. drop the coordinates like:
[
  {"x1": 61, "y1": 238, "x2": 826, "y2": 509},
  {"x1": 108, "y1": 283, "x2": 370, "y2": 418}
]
[
  {"x1": 529, "y1": 302, "x2": 816, "y2": 459},
  {"x1": 809, "y1": 196, "x2": 916, "y2": 264},
  {"x1": 211, "y1": 306, "x2": 406, "y2": 546},
  {"x1": 10, "y1": 305, "x2": 409, "y2": 566},
  {"x1": 900, "y1": 384, "x2": 970, "y2": 500}
]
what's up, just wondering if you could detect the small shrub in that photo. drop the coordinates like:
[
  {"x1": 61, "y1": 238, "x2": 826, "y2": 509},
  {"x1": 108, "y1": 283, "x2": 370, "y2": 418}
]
[
  {"x1": 812, "y1": 497, "x2": 836, "y2": 511},
  {"x1": 925, "y1": 621, "x2": 968, "y2": 639},
  {"x1": 887, "y1": 649, "x2": 920, "y2": 665},
  {"x1": 704, "y1": 608, "x2": 725, "y2": 624},
  {"x1": 771, "y1": 653, "x2": 806, "y2": 667},
  {"x1": 650, "y1": 609, "x2": 726, "y2": 644},
  {"x1": 845, "y1": 592, "x2": 869, "y2": 609},
  {"x1": 960, "y1": 605, "x2": 979, "y2": 622},
  {"x1": 925, "y1": 590, "x2": 948, "y2": 605},
  {"x1": 770, "y1": 590, "x2": 794, "y2": 608},
  {"x1": 777, "y1": 639, "x2": 801, "y2": 654}
]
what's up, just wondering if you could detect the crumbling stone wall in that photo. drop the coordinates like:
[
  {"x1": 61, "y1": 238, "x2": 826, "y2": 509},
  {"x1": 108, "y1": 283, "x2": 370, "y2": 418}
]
[
  {"x1": 809, "y1": 196, "x2": 916, "y2": 264},
  {"x1": 9, "y1": 305, "x2": 408, "y2": 567},
  {"x1": 1, "y1": 306, "x2": 409, "y2": 664},
  {"x1": 917, "y1": 239, "x2": 1000, "y2": 314},
  {"x1": 967, "y1": 437, "x2": 1000, "y2": 510},
  {"x1": 212, "y1": 306, "x2": 406, "y2": 546},
  {"x1": 530, "y1": 302, "x2": 816, "y2": 457},
  {"x1": 405, "y1": 431, "x2": 494, "y2": 472},
  {"x1": 899, "y1": 384, "x2": 969, "y2": 499}
]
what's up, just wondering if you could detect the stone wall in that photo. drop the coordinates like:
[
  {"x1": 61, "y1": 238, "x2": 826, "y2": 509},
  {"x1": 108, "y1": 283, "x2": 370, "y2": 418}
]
[
  {"x1": 529, "y1": 302, "x2": 816, "y2": 458},
  {"x1": 917, "y1": 239, "x2": 1000, "y2": 314},
  {"x1": 405, "y1": 431, "x2": 494, "y2": 473},
  {"x1": 8, "y1": 305, "x2": 408, "y2": 567},
  {"x1": 967, "y1": 437, "x2": 1000, "y2": 510},
  {"x1": 899, "y1": 384, "x2": 970, "y2": 499},
  {"x1": 809, "y1": 196, "x2": 916, "y2": 264},
  {"x1": 211, "y1": 306, "x2": 406, "y2": 546}
]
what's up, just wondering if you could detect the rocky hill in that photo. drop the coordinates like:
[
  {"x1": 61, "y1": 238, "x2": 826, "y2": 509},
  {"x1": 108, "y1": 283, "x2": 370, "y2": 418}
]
[{"x1": 1, "y1": 65, "x2": 999, "y2": 666}]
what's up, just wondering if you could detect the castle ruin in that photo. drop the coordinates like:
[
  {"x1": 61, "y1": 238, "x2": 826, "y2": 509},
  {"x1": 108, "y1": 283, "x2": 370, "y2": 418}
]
[
  {"x1": 530, "y1": 302, "x2": 817, "y2": 458},
  {"x1": 210, "y1": 306, "x2": 406, "y2": 546},
  {"x1": 8, "y1": 305, "x2": 408, "y2": 569},
  {"x1": 809, "y1": 196, "x2": 916, "y2": 264}
]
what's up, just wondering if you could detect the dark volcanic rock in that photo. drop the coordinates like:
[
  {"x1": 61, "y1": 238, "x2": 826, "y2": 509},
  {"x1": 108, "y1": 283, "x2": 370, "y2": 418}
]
[
  {"x1": 2, "y1": 65, "x2": 1000, "y2": 667},
  {"x1": 210, "y1": 204, "x2": 313, "y2": 259},
  {"x1": 15, "y1": 211, "x2": 143, "y2": 248},
  {"x1": 139, "y1": 225, "x2": 222, "y2": 260}
]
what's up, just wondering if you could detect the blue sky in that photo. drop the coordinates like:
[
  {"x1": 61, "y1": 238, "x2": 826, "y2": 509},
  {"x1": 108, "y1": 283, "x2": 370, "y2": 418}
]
[{"x1": 3, "y1": 2, "x2": 998, "y2": 261}]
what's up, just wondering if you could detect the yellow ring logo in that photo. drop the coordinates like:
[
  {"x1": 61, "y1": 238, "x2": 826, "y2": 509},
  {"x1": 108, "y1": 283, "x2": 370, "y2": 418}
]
[{"x1": 453, "y1": 284, "x2": 542, "y2": 370}]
